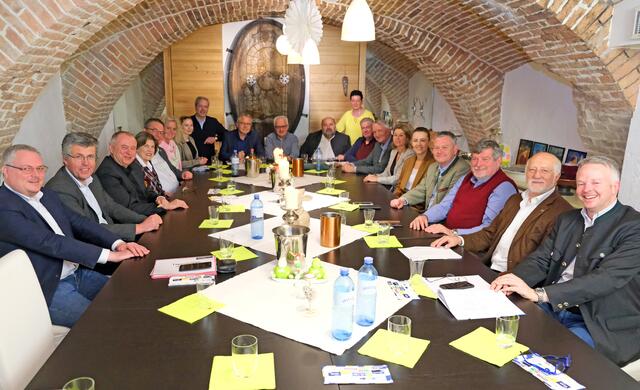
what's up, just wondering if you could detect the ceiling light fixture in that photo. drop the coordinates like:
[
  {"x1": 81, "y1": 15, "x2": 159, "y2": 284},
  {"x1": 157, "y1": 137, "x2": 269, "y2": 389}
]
[
  {"x1": 281, "y1": 0, "x2": 323, "y2": 65},
  {"x1": 341, "y1": 0, "x2": 375, "y2": 42}
]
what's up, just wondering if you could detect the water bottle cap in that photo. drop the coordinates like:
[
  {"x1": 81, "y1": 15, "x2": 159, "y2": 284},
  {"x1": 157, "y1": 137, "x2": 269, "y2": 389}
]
[
  {"x1": 254, "y1": 194, "x2": 259, "y2": 199},
  {"x1": 364, "y1": 256, "x2": 373, "y2": 264},
  {"x1": 340, "y1": 268, "x2": 349, "y2": 276}
]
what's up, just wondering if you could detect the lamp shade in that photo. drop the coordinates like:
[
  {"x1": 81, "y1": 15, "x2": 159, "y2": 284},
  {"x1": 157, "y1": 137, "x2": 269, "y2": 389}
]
[
  {"x1": 341, "y1": 0, "x2": 375, "y2": 42},
  {"x1": 276, "y1": 34, "x2": 291, "y2": 55},
  {"x1": 301, "y1": 38, "x2": 320, "y2": 65}
]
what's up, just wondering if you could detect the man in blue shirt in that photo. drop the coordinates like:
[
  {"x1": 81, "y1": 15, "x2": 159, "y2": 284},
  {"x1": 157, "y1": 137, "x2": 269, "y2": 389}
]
[{"x1": 219, "y1": 113, "x2": 265, "y2": 161}]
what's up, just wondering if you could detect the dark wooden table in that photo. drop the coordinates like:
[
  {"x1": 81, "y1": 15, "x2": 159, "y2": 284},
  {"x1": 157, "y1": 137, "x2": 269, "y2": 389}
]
[{"x1": 29, "y1": 171, "x2": 638, "y2": 389}]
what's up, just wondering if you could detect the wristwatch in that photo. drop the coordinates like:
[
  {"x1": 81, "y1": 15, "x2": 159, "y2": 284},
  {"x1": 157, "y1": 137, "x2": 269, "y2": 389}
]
[{"x1": 535, "y1": 287, "x2": 546, "y2": 303}]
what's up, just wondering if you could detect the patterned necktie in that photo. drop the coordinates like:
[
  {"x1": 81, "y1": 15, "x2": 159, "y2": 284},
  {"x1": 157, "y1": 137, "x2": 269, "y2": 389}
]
[{"x1": 143, "y1": 165, "x2": 165, "y2": 196}]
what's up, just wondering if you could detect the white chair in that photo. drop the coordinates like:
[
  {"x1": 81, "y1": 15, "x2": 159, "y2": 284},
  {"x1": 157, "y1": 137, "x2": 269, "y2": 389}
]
[
  {"x1": 0, "y1": 249, "x2": 69, "y2": 390},
  {"x1": 623, "y1": 358, "x2": 640, "y2": 381}
]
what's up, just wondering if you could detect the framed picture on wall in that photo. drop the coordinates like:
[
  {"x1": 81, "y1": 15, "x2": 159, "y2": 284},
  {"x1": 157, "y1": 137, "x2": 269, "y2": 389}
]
[
  {"x1": 531, "y1": 142, "x2": 548, "y2": 156},
  {"x1": 547, "y1": 145, "x2": 565, "y2": 161},
  {"x1": 516, "y1": 139, "x2": 534, "y2": 165},
  {"x1": 565, "y1": 149, "x2": 587, "y2": 165}
]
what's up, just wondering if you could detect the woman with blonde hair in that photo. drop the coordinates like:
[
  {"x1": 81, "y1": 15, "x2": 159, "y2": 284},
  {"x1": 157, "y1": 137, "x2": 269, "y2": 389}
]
[
  {"x1": 176, "y1": 116, "x2": 208, "y2": 169},
  {"x1": 363, "y1": 123, "x2": 415, "y2": 186},
  {"x1": 393, "y1": 127, "x2": 435, "y2": 197}
]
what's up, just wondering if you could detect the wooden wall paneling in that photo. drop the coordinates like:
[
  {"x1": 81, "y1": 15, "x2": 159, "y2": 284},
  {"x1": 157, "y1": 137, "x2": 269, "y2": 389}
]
[
  {"x1": 309, "y1": 25, "x2": 365, "y2": 132},
  {"x1": 167, "y1": 25, "x2": 225, "y2": 121}
]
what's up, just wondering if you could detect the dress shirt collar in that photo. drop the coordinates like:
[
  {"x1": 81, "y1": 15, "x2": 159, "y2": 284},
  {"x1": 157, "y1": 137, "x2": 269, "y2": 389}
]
[
  {"x1": 65, "y1": 167, "x2": 93, "y2": 188},
  {"x1": 379, "y1": 136, "x2": 392, "y2": 150},
  {"x1": 521, "y1": 187, "x2": 555, "y2": 206},
  {"x1": 581, "y1": 200, "x2": 617, "y2": 227},
  {"x1": 438, "y1": 157, "x2": 456, "y2": 174},
  {"x1": 4, "y1": 182, "x2": 43, "y2": 202},
  {"x1": 136, "y1": 154, "x2": 153, "y2": 169},
  {"x1": 323, "y1": 132, "x2": 335, "y2": 141}
]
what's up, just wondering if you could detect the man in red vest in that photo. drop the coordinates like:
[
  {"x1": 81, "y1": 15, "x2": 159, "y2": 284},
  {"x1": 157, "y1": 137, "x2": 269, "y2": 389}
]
[{"x1": 409, "y1": 138, "x2": 517, "y2": 235}]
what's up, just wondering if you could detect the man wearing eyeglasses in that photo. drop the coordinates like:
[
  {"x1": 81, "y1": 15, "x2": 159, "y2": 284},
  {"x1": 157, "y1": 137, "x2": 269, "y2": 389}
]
[
  {"x1": 491, "y1": 156, "x2": 640, "y2": 367},
  {"x1": 46, "y1": 132, "x2": 162, "y2": 241},
  {"x1": 264, "y1": 115, "x2": 299, "y2": 159},
  {"x1": 218, "y1": 113, "x2": 265, "y2": 162},
  {"x1": 0, "y1": 144, "x2": 149, "y2": 327}
]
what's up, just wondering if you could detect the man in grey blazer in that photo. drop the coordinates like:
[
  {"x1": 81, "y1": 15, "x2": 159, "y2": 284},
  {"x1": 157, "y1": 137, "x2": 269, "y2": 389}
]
[
  {"x1": 46, "y1": 132, "x2": 162, "y2": 241},
  {"x1": 491, "y1": 156, "x2": 640, "y2": 367},
  {"x1": 341, "y1": 120, "x2": 392, "y2": 175}
]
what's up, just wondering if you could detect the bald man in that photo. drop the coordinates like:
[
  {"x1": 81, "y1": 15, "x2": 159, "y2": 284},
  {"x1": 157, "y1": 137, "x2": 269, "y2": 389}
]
[{"x1": 432, "y1": 152, "x2": 573, "y2": 272}]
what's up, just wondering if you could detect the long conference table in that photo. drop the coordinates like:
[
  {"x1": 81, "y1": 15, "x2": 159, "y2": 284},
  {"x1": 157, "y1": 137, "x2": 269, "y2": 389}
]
[{"x1": 29, "y1": 171, "x2": 638, "y2": 389}]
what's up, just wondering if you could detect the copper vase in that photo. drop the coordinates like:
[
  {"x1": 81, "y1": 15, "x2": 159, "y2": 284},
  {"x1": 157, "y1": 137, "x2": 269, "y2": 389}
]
[{"x1": 320, "y1": 212, "x2": 341, "y2": 247}]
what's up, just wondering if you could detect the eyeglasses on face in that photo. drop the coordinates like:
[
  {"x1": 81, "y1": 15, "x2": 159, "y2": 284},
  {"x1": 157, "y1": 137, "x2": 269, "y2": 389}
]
[
  {"x1": 66, "y1": 154, "x2": 97, "y2": 162},
  {"x1": 5, "y1": 164, "x2": 48, "y2": 174}
]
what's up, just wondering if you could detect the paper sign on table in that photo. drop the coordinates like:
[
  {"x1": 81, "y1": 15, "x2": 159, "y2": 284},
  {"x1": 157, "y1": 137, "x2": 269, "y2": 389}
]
[
  {"x1": 316, "y1": 188, "x2": 345, "y2": 196},
  {"x1": 513, "y1": 353, "x2": 585, "y2": 390},
  {"x1": 358, "y1": 329, "x2": 430, "y2": 368},
  {"x1": 351, "y1": 223, "x2": 379, "y2": 234},
  {"x1": 211, "y1": 246, "x2": 258, "y2": 262},
  {"x1": 158, "y1": 293, "x2": 224, "y2": 324},
  {"x1": 449, "y1": 327, "x2": 529, "y2": 367},
  {"x1": 322, "y1": 365, "x2": 393, "y2": 384},
  {"x1": 209, "y1": 177, "x2": 231, "y2": 183},
  {"x1": 364, "y1": 235, "x2": 403, "y2": 248},
  {"x1": 305, "y1": 169, "x2": 327, "y2": 174},
  {"x1": 219, "y1": 188, "x2": 244, "y2": 195},
  {"x1": 209, "y1": 353, "x2": 276, "y2": 390},
  {"x1": 199, "y1": 219, "x2": 234, "y2": 229},
  {"x1": 329, "y1": 202, "x2": 359, "y2": 212},
  {"x1": 398, "y1": 246, "x2": 462, "y2": 261},
  {"x1": 409, "y1": 274, "x2": 437, "y2": 299},
  {"x1": 218, "y1": 204, "x2": 246, "y2": 213}
]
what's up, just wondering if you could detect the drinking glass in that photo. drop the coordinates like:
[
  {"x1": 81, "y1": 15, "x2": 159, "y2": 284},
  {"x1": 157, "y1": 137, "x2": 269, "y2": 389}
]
[
  {"x1": 339, "y1": 210, "x2": 348, "y2": 226},
  {"x1": 227, "y1": 180, "x2": 236, "y2": 192},
  {"x1": 409, "y1": 260, "x2": 426, "y2": 278},
  {"x1": 196, "y1": 275, "x2": 215, "y2": 293},
  {"x1": 231, "y1": 335, "x2": 258, "y2": 378},
  {"x1": 377, "y1": 222, "x2": 391, "y2": 243},
  {"x1": 216, "y1": 168, "x2": 223, "y2": 180},
  {"x1": 496, "y1": 315, "x2": 520, "y2": 348},
  {"x1": 63, "y1": 377, "x2": 95, "y2": 390},
  {"x1": 208, "y1": 205, "x2": 219, "y2": 223},
  {"x1": 363, "y1": 209, "x2": 375, "y2": 226},
  {"x1": 326, "y1": 165, "x2": 336, "y2": 182},
  {"x1": 388, "y1": 315, "x2": 411, "y2": 356},
  {"x1": 339, "y1": 191, "x2": 350, "y2": 202},
  {"x1": 219, "y1": 238, "x2": 234, "y2": 259}
]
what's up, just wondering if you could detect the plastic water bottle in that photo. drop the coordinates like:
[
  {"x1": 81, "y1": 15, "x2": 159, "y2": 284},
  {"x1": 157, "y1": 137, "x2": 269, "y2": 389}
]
[
  {"x1": 331, "y1": 268, "x2": 355, "y2": 340},
  {"x1": 313, "y1": 147, "x2": 322, "y2": 171},
  {"x1": 231, "y1": 149, "x2": 240, "y2": 176},
  {"x1": 250, "y1": 194, "x2": 264, "y2": 239},
  {"x1": 355, "y1": 256, "x2": 378, "y2": 326}
]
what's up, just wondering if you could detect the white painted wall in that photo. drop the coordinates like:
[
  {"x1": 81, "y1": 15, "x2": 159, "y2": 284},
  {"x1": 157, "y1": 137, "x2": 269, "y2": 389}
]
[
  {"x1": 112, "y1": 77, "x2": 144, "y2": 134},
  {"x1": 221, "y1": 20, "x2": 310, "y2": 143},
  {"x1": 407, "y1": 72, "x2": 433, "y2": 129},
  {"x1": 432, "y1": 88, "x2": 470, "y2": 152},
  {"x1": 501, "y1": 63, "x2": 584, "y2": 165},
  {"x1": 619, "y1": 87, "x2": 640, "y2": 210},
  {"x1": 12, "y1": 72, "x2": 68, "y2": 181}
]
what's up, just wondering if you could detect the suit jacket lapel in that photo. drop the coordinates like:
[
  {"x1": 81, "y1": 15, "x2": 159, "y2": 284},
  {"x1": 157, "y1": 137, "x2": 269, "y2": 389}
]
[{"x1": 510, "y1": 190, "x2": 559, "y2": 245}]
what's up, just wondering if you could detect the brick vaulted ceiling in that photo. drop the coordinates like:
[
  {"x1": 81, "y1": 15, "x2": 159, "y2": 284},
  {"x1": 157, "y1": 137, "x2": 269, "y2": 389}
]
[{"x1": 0, "y1": 1, "x2": 637, "y2": 162}]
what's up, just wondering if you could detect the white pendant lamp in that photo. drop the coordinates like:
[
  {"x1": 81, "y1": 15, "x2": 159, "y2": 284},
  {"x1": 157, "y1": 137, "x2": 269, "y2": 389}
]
[
  {"x1": 276, "y1": 34, "x2": 291, "y2": 55},
  {"x1": 287, "y1": 50, "x2": 304, "y2": 64},
  {"x1": 341, "y1": 0, "x2": 375, "y2": 42}
]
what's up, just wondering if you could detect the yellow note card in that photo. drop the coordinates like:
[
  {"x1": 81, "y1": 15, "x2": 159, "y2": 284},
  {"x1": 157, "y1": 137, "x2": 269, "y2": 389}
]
[
  {"x1": 209, "y1": 353, "x2": 276, "y2": 390},
  {"x1": 209, "y1": 164, "x2": 229, "y2": 169},
  {"x1": 199, "y1": 219, "x2": 234, "y2": 229},
  {"x1": 364, "y1": 235, "x2": 403, "y2": 248},
  {"x1": 410, "y1": 274, "x2": 436, "y2": 299},
  {"x1": 158, "y1": 293, "x2": 224, "y2": 324},
  {"x1": 321, "y1": 179, "x2": 346, "y2": 185},
  {"x1": 219, "y1": 188, "x2": 244, "y2": 195},
  {"x1": 220, "y1": 169, "x2": 233, "y2": 175},
  {"x1": 305, "y1": 169, "x2": 327, "y2": 174},
  {"x1": 211, "y1": 246, "x2": 258, "y2": 262},
  {"x1": 218, "y1": 204, "x2": 246, "y2": 213},
  {"x1": 316, "y1": 188, "x2": 345, "y2": 196},
  {"x1": 329, "y1": 202, "x2": 359, "y2": 212},
  {"x1": 209, "y1": 177, "x2": 231, "y2": 183},
  {"x1": 351, "y1": 223, "x2": 379, "y2": 234},
  {"x1": 358, "y1": 329, "x2": 430, "y2": 368},
  {"x1": 449, "y1": 327, "x2": 528, "y2": 367}
]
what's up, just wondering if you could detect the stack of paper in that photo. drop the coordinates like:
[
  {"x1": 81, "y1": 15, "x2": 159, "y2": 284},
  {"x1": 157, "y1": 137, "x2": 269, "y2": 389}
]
[
  {"x1": 424, "y1": 275, "x2": 524, "y2": 320},
  {"x1": 398, "y1": 246, "x2": 461, "y2": 261},
  {"x1": 150, "y1": 256, "x2": 216, "y2": 279}
]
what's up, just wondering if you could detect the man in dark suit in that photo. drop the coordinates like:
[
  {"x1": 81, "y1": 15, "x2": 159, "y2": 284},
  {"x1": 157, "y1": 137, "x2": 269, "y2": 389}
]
[
  {"x1": 96, "y1": 131, "x2": 187, "y2": 216},
  {"x1": 46, "y1": 132, "x2": 162, "y2": 241},
  {"x1": 341, "y1": 120, "x2": 392, "y2": 174},
  {"x1": 300, "y1": 116, "x2": 351, "y2": 160},
  {"x1": 191, "y1": 96, "x2": 227, "y2": 161},
  {"x1": 491, "y1": 156, "x2": 640, "y2": 366},
  {"x1": 0, "y1": 144, "x2": 149, "y2": 327},
  {"x1": 432, "y1": 152, "x2": 573, "y2": 272},
  {"x1": 218, "y1": 113, "x2": 265, "y2": 161}
]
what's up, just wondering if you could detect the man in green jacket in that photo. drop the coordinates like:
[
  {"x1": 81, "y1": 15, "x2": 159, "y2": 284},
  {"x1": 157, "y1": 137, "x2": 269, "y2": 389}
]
[{"x1": 390, "y1": 131, "x2": 469, "y2": 211}]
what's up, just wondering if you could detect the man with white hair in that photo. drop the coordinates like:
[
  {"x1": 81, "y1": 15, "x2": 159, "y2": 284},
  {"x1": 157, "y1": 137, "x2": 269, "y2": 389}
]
[
  {"x1": 432, "y1": 152, "x2": 573, "y2": 272},
  {"x1": 264, "y1": 115, "x2": 299, "y2": 159},
  {"x1": 341, "y1": 120, "x2": 392, "y2": 174},
  {"x1": 491, "y1": 156, "x2": 640, "y2": 367}
]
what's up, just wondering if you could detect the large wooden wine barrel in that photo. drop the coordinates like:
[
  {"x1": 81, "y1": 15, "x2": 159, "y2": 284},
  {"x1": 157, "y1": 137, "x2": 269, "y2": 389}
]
[{"x1": 226, "y1": 19, "x2": 305, "y2": 140}]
